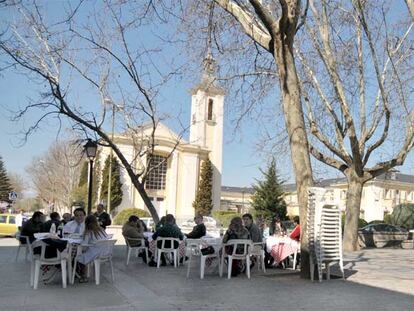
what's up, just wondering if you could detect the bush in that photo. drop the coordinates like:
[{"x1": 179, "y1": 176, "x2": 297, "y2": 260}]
[
  {"x1": 391, "y1": 203, "x2": 414, "y2": 229},
  {"x1": 212, "y1": 210, "x2": 241, "y2": 228},
  {"x1": 341, "y1": 214, "x2": 368, "y2": 229},
  {"x1": 113, "y1": 208, "x2": 151, "y2": 225}
]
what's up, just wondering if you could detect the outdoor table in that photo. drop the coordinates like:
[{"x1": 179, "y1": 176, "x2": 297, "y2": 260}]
[{"x1": 265, "y1": 236, "x2": 299, "y2": 265}]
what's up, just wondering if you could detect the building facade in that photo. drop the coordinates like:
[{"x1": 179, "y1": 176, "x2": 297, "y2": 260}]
[
  {"x1": 100, "y1": 54, "x2": 224, "y2": 222},
  {"x1": 223, "y1": 171, "x2": 414, "y2": 222}
]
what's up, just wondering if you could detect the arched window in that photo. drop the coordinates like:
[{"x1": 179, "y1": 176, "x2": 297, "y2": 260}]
[{"x1": 207, "y1": 99, "x2": 214, "y2": 121}]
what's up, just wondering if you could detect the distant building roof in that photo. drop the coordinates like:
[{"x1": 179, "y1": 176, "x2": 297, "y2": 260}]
[
  {"x1": 223, "y1": 172, "x2": 414, "y2": 195},
  {"x1": 221, "y1": 186, "x2": 255, "y2": 194}
]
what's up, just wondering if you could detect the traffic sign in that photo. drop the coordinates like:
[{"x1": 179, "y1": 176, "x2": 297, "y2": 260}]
[{"x1": 9, "y1": 191, "x2": 17, "y2": 201}]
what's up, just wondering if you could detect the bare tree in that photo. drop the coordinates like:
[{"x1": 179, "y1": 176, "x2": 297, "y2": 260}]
[
  {"x1": 181, "y1": 0, "x2": 314, "y2": 277},
  {"x1": 26, "y1": 139, "x2": 83, "y2": 214},
  {"x1": 0, "y1": 1, "x2": 187, "y2": 223},
  {"x1": 295, "y1": 0, "x2": 414, "y2": 251}
]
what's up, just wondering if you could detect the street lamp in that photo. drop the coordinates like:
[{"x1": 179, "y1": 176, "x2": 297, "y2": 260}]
[{"x1": 84, "y1": 139, "x2": 98, "y2": 215}]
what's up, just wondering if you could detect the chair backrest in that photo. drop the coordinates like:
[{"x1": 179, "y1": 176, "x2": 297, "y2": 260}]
[
  {"x1": 156, "y1": 237, "x2": 180, "y2": 251},
  {"x1": 251, "y1": 241, "x2": 265, "y2": 256},
  {"x1": 225, "y1": 239, "x2": 252, "y2": 257},
  {"x1": 186, "y1": 239, "x2": 202, "y2": 256},
  {"x1": 94, "y1": 239, "x2": 117, "y2": 259},
  {"x1": 122, "y1": 234, "x2": 143, "y2": 248},
  {"x1": 31, "y1": 240, "x2": 64, "y2": 262}
]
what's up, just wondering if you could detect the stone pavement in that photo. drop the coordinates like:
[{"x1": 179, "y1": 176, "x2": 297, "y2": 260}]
[{"x1": 1, "y1": 237, "x2": 413, "y2": 311}]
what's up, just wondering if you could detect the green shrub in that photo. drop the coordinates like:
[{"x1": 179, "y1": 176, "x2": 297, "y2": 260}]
[
  {"x1": 383, "y1": 213, "x2": 392, "y2": 224},
  {"x1": 391, "y1": 203, "x2": 414, "y2": 229},
  {"x1": 341, "y1": 214, "x2": 368, "y2": 229},
  {"x1": 212, "y1": 210, "x2": 241, "y2": 228},
  {"x1": 113, "y1": 208, "x2": 151, "y2": 225}
]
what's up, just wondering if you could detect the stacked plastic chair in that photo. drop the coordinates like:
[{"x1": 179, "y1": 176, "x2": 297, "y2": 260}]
[{"x1": 308, "y1": 187, "x2": 345, "y2": 282}]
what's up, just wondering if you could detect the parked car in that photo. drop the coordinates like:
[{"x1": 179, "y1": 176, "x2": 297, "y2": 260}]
[
  {"x1": 0, "y1": 214, "x2": 18, "y2": 237},
  {"x1": 180, "y1": 216, "x2": 218, "y2": 230},
  {"x1": 358, "y1": 223, "x2": 409, "y2": 248},
  {"x1": 140, "y1": 217, "x2": 155, "y2": 231},
  {"x1": 282, "y1": 220, "x2": 295, "y2": 235}
]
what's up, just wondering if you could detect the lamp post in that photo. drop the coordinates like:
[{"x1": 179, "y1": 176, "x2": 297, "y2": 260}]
[{"x1": 84, "y1": 139, "x2": 98, "y2": 215}]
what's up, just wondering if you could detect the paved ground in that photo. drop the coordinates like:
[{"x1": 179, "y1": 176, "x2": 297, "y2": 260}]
[{"x1": 1, "y1": 237, "x2": 413, "y2": 311}]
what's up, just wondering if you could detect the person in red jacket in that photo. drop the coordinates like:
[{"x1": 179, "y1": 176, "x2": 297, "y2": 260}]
[{"x1": 289, "y1": 216, "x2": 300, "y2": 242}]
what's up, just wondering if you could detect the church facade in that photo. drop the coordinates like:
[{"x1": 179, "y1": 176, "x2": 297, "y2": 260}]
[{"x1": 101, "y1": 55, "x2": 224, "y2": 222}]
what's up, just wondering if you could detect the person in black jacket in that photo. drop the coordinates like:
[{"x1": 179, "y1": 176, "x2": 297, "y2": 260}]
[
  {"x1": 20, "y1": 211, "x2": 45, "y2": 243},
  {"x1": 94, "y1": 204, "x2": 112, "y2": 230},
  {"x1": 42, "y1": 212, "x2": 61, "y2": 232},
  {"x1": 185, "y1": 214, "x2": 206, "y2": 239}
]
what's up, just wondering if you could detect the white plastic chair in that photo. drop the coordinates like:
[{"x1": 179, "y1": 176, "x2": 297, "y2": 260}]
[
  {"x1": 71, "y1": 239, "x2": 117, "y2": 285},
  {"x1": 186, "y1": 239, "x2": 221, "y2": 279},
  {"x1": 92, "y1": 239, "x2": 117, "y2": 285},
  {"x1": 220, "y1": 239, "x2": 253, "y2": 279},
  {"x1": 292, "y1": 242, "x2": 301, "y2": 270},
  {"x1": 156, "y1": 237, "x2": 181, "y2": 268},
  {"x1": 251, "y1": 242, "x2": 266, "y2": 273},
  {"x1": 32, "y1": 240, "x2": 68, "y2": 290},
  {"x1": 15, "y1": 234, "x2": 30, "y2": 262},
  {"x1": 123, "y1": 235, "x2": 148, "y2": 265}
]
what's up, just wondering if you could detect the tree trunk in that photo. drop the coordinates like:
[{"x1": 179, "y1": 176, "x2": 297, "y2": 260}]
[
  {"x1": 343, "y1": 176, "x2": 363, "y2": 252},
  {"x1": 274, "y1": 39, "x2": 314, "y2": 278}
]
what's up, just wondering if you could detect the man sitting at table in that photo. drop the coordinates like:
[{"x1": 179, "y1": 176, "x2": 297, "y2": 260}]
[
  {"x1": 148, "y1": 214, "x2": 184, "y2": 266},
  {"x1": 122, "y1": 215, "x2": 150, "y2": 262},
  {"x1": 94, "y1": 203, "x2": 112, "y2": 230},
  {"x1": 242, "y1": 213, "x2": 262, "y2": 243},
  {"x1": 42, "y1": 212, "x2": 61, "y2": 233},
  {"x1": 63, "y1": 207, "x2": 86, "y2": 235},
  {"x1": 20, "y1": 211, "x2": 45, "y2": 243},
  {"x1": 185, "y1": 214, "x2": 206, "y2": 239}
]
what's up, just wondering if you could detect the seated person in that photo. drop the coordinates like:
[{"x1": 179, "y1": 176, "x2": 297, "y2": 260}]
[
  {"x1": 185, "y1": 214, "x2": 206, "y2": 239},
  {"x1": 122, "y1": 215, "x2": 145, "y2": 246},
  {"x1": 76, "y1": 215, "x2": 109, "y2": 283},
  {"x1": 155, "y1": 216, "x2": 166, "y2": 231},
  {"x1": 242, "y1": 213, "x2": 262, "y2": 243},
  {"x1": 63, "y1": 207, "x2": 86, "y2": 235},
  {"x1": 20, "y1": 211, "x2": 45, "y2": 243},
  {"x1": 94, "y1": 203, "x2": 112, "y2": 230},
  {"x1": 149, "y1": 214, "x2": 184, "y2": 266},
  {"x1": 62, "y1": 213, "x2": 72, "y2": 225},
  {"x1": 42, "y1": 212, "x2": 61, "y2": 233},
  {"x1": 270, "y1": 217, "x2": 287, "y2": 237},
  {"x1": 222, "y1": 217, "x2": 250, "y2": 277},
  {"x1": 289, "y1": 216, "x2": 300, "y2": 242}
]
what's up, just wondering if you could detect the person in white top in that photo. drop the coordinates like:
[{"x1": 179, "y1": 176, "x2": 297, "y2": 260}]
[{"x1": 63, "y1": 207, "x2": 86, "y2": 235}]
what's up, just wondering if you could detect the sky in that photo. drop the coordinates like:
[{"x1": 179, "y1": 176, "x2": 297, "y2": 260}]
[{"x1": 1, "y1": 1, "x2": 414, "y2": 198}]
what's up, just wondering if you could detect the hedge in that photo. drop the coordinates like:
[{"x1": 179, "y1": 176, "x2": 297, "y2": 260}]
[
  {"x1": 212, "y1": 210, "x2": 241, "y2": 228},
  {"x1": 113, "y1": 208, "x2": 151, "y2": 225}
]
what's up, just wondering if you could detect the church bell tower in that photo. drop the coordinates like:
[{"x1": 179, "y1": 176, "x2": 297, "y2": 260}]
[{"x1": 189, "y1": 52, "x2": 225, "y2": 211}]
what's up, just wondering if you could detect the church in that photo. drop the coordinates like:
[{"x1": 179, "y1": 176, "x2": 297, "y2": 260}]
[{"x1": 101, "y1": 53, "x2": 225, "y2": 223}]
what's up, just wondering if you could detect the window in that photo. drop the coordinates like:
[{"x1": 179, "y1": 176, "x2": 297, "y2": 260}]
[
  {"x1": 145, "y1": 154, "x2": 167, "y2": 190},
  {"x1": 9, "y1": 216, "x2": 15, "y2": 224},
  {"x1": 207, "y1": 99, "x2": 214, "y2": 121},
  {"x1": 0, "y1": 216, "x2": 6, "y2": 223}
]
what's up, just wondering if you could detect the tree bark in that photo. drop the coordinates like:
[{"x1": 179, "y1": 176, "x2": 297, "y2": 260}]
[
  {"x1": 343, "y1": 175, "x2": 364, "y2": 252},
  {"x1": 274, "y1": 36, "x2": 314, "y2": 279}
]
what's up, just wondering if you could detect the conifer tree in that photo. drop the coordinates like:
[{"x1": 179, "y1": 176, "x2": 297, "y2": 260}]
[
  {"x1": 250, "y1": 158, "x2": 287, "y2": 221},
  {"x1": 0, "y1": 156, "x2": 13, "y2": 202},
  {"x1": 100, "y1": 156, "x2": 123, "y2": 213},
  {"x1": 72, "y1": 154, "x2": 100, "y2": 207},
  {"x1": 193, "y1": 158, "x2": 213, "y2": 216}
]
